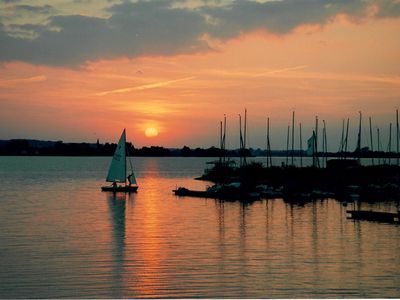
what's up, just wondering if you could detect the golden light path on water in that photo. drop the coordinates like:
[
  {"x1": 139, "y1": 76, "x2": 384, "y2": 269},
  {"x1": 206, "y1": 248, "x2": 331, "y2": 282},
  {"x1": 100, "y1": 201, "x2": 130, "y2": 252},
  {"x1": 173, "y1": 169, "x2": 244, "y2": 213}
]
[{"x1": 0, "y1": 156, "x2": 399, "y2": 298}]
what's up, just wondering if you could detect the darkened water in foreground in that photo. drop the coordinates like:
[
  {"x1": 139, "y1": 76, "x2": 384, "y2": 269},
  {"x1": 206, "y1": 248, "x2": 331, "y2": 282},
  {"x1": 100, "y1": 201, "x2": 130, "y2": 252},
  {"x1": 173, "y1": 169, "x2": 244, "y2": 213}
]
[{"x1": 0, "y1": 156, "x2": 399, "y2": 298}]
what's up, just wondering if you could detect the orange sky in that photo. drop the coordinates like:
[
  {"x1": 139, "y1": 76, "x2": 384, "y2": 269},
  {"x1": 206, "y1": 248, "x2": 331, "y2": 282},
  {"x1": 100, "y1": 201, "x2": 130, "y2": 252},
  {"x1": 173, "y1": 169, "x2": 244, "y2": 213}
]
[{"x1": 1, "y1": 1, "x2": 400, "y2": 150}]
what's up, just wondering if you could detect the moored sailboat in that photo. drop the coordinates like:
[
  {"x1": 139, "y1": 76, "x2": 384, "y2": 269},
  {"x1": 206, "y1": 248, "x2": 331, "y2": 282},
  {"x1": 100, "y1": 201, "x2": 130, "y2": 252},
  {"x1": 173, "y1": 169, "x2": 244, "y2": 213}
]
[{"x1": 101, "y1": 129, "x2": 138, "y2": 193}]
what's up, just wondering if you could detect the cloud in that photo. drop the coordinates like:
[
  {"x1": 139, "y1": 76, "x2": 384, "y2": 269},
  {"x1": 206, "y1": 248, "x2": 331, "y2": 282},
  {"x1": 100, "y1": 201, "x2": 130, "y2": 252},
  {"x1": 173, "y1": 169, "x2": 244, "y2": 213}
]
[
  {"x1": 203, "y1": 0, "x2": 367, "y2": 38},
  {"x1": 375, "y1": 0, "x2": 400, "y2": 17},
  {"x1": 0, "y1": 1, "x2": 209, "y2": 66},
  {"x1": 0, "y1": 74, "x2": 47, "y2": 87},
  {"x1": 257, "y1": 65, "x2": 310, "y2": 76},
  {"x1": 14, "y1": 4, "x2": 54, "y2": 14},
  {"x1": 201, "y1": 65, "x2": 309, "y2": 78},
  {"x1": 0, "y1": 0, "x2": 399, "y2": 66},
  {"x1": 96, "y1": 76, "x2": 196, "y2": 96}
]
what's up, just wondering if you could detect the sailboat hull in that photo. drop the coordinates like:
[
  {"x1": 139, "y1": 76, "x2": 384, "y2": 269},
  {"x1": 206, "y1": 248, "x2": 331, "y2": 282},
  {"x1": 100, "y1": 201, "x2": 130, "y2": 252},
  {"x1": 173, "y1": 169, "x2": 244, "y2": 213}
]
[{"x1": 101, "y1": 185, "x2": 138, "y2": 193}]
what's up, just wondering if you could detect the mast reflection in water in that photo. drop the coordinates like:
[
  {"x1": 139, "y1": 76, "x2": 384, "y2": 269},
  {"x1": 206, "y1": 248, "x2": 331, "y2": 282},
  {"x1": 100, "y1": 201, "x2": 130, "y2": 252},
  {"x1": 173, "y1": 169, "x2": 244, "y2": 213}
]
[
  {"x1": 107, "y1": 193, "x2": 127, "y2": 298},
  {"x1": 0, "y1": 156, "x2": 399, "y2": 298}
]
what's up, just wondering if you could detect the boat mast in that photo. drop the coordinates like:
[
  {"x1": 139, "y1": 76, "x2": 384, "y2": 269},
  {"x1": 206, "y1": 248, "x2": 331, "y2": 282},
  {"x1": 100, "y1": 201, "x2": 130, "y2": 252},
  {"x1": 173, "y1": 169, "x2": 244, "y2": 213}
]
[
  {"x1": 315, "y1": 116, "x2": 320, "y2": 168},
  {"x1": 396, "y1": 108, "x2": 399, "y2": 166},
  {"x1": 239, "y1": 114, "x2": 242, "y2": 166},
  {"x1": 244, "y1": 108, "x2": 247, "y2": 166},
  {"x1": 223, "y1": 114, "x2": 226, "y2": 163},
  {"x1": 124, "y1": 128, "x2": 127, "y2": 186},
  {"x1": 299, "y1": 122, "x2": 303, "y2": 168},
  {"x1": 344, "y1": 118, "x2": 350, "y2": 160},
  {"x1": 356, "y1": 111, "x2": 362, "y2": 163},
  {"x1": 312, "y1": 130, "x2": 317, "y2": 167},
  {"x1": 266, "y1": 117, "x2": 272, "y2": 167},
  {"x1": 219, "y1": 114, "x2": 227, "y2": 163},
  {"x1": 286, "y1": 124, "x2": 290, "y2": 166},
  {"x1": 339, "y1": 119, "x2": 345, "y2": 158},
  {"x1": 239, "y1": 112, "x2": 247, "y2": 167},
  {"x1": 387, "y1": 123, "x2": 392, "y2": 165},
  {"x1": 124, "y1": 129, "x2": 137, "y2": 187},
  {"x1": 376, "y1": 127, "x2": 381, "y2": 165},
  {"x1": 322, "y1": 121, "x2": 325, "y2": 167},
  {"x1": 219, "y1": 120, "x2": 223, "y2": 163},
  {"x1": 244, "y1": 109, "x2": 247, "y2": 151},
  {"x1": 369, "y1": 117, "x2": 374, "y2": 165},
  {"x1": 323, "y1": 120, "x2": 327, "y2": 168},
  {"x1": 291, "y1": 111, "x2": 295, "y2": 166}
]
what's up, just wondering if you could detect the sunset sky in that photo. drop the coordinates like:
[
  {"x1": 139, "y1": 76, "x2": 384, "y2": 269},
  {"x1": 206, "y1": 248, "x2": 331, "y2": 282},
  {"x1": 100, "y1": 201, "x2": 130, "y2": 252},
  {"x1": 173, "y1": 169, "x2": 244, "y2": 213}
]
[{"x1": 1, "y1": 0, "x2": 400, "y2": 150}]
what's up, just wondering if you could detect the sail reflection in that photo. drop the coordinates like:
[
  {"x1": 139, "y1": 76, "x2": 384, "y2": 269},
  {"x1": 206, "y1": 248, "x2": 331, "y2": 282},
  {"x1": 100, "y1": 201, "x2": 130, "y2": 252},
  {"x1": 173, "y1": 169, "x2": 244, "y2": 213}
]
[{"x1": 106, "y1": 192, "x2": 134, "y2": 298}]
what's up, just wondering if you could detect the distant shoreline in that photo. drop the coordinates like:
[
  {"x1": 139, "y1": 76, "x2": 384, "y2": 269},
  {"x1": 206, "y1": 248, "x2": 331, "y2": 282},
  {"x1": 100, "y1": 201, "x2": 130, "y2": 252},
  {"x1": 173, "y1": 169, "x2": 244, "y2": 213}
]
[{"x1": 0, "y1": 138, "x2": 399, "y2": 158}]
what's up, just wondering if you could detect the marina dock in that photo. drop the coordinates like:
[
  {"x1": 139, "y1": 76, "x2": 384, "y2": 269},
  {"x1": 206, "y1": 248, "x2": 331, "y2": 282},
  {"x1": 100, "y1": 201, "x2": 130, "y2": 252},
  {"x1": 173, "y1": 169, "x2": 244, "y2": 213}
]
[{"x1": 347, "y1": 210, "x2": 400, "y2": 224}]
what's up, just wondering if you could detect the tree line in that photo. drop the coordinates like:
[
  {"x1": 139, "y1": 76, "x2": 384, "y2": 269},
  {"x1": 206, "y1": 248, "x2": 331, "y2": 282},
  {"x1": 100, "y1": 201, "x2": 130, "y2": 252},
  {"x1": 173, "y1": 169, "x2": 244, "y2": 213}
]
[
  {"x1": 0, "y1": 139, "x2": 248, "y2": 157},
  {"x1": 1, "y1": 139, "x2": 398, "y2": 158}
]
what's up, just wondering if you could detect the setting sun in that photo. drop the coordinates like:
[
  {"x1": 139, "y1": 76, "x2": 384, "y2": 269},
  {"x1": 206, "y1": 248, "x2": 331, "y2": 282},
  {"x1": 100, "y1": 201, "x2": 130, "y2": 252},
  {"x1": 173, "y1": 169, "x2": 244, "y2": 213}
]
[{"x1": 145, "y1": 127, "x2": 159, "y2": 138}]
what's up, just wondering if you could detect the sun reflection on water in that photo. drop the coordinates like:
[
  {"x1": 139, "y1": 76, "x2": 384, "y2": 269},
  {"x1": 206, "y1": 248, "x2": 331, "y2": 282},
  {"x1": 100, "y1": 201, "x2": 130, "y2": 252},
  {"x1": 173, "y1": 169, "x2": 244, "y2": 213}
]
[{"x1": 1, "y1": 157, "x2": 400, "y2": 298}]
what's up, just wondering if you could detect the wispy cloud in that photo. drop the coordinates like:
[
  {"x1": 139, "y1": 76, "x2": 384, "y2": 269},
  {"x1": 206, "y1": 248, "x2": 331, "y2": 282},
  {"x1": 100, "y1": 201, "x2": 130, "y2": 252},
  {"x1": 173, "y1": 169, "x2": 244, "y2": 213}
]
[
  {"x1": 204, "y1": 65, "x2": 309, "y2": 78},
  {"x1": 298, "y1": 72, "x2": 400, "y2": 85},
  {"x1": 0, "y1": 74, "x2": 46, "y2": 87},
  {"x1": 96, "y1": 76, "x2": 196, "y2": 96},
  {"x1": 258, "y1": 65, "x2": 309, "y2": 76},
  {"x1": 204, "y1": 65, "x2": 400, "y2": 86}
]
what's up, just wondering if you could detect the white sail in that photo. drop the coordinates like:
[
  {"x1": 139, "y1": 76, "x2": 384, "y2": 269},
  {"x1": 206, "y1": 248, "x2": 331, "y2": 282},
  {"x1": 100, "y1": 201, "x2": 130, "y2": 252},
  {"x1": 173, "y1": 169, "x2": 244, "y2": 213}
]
[
  {"x1": 106, "y1": 129, "x2": 126, "y2": 182},
  {"x1": 307, "y1": 134, "x2": 315, "y2": 156}
]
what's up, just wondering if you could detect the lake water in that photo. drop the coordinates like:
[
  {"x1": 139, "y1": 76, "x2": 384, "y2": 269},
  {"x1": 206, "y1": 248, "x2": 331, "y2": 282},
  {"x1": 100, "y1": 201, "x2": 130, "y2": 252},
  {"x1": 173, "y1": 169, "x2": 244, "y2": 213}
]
[{"x1": 0, "y1": 156, "x2": 399, "y2": 298}]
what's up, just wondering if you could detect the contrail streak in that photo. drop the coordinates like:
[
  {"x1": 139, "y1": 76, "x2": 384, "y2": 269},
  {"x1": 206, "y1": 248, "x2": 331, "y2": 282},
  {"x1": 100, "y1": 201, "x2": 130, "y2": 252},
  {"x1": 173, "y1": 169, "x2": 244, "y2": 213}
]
[{"x1": 96, "y1": 76, "x2": 196, "y2": 96}]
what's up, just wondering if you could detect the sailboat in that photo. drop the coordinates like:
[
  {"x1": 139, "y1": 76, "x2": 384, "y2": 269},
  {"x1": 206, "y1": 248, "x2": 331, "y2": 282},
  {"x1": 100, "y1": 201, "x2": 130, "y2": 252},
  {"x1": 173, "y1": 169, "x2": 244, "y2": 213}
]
[{"x1": 101, "y1": 129, "x2": 138, "y2": 193}]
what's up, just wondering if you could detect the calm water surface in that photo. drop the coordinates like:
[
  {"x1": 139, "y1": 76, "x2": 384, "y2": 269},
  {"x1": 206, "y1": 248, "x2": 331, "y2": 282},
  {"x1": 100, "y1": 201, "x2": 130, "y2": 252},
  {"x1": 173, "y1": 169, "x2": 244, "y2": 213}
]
[{"x1": 0, "y1": 156, "x2": 399, "y2": 298}]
